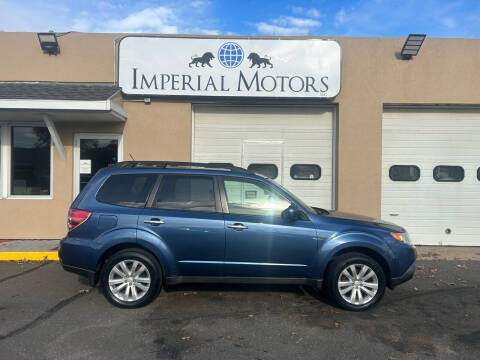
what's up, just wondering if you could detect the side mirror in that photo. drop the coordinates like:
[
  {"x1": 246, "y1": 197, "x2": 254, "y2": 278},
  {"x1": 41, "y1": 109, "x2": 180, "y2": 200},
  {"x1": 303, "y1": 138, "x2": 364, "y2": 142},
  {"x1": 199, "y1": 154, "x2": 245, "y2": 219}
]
[{"x1": 282, "y1": 206, "x2": 300, "y2": 221}]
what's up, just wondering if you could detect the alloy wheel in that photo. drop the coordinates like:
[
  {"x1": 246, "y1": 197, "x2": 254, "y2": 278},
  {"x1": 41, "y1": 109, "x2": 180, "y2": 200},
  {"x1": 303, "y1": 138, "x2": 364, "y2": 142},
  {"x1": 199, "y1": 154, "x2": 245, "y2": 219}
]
[
  {"x1": 108, "y1": 259, "x2": 151, "y2": 302},
  {"x1": 337, "y1": 264, "x2": 379, "y2": 306}
]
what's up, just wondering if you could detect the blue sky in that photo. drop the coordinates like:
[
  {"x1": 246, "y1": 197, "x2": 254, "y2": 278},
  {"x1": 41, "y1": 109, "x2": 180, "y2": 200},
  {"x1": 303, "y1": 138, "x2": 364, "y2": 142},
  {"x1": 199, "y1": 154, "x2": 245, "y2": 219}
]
[{"x1": 1, "y1": 0, "x2": 480, "y2": 37}]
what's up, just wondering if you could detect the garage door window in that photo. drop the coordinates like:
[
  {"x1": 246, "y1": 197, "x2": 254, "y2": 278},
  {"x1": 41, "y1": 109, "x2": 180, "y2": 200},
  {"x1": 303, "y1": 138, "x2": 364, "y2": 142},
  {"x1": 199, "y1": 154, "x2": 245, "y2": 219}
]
[
  {"x1": 290, "y1": 164, "x2": 321, "y2": 180},
  {"x1": 433, "y1": 166, "x2": 464, "y2": 182},
  {"x1": 247, "y1": 164, "x2": 278, "y2": 180},
  {"x1": 389, "y1": 165, "x2": 420, "y2": 182}
]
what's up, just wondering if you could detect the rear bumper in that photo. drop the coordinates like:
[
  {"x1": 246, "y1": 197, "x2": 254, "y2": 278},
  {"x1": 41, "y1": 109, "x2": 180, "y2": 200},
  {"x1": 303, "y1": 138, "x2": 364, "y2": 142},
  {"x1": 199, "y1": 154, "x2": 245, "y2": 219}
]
[
  {"x1": 390, "y1": 262, "x2": 416, "y2": 287},
  {"x1": 59, "y1": 237, "x2": 98, "y2": 285}
]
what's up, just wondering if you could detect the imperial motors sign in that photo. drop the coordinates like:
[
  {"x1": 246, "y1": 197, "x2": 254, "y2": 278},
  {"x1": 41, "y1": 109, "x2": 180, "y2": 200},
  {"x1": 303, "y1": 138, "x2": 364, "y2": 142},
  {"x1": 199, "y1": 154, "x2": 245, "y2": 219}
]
[{"x1": 118, "y1": 36, "x2": 341, "y2": 98}]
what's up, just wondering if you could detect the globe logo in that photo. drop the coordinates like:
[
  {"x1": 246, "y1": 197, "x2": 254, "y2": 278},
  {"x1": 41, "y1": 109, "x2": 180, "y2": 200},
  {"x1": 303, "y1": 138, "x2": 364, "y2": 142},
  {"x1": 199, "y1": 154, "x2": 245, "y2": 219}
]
[{"x1": 218, "y1": 42, "x2": 244, "y2": 68}]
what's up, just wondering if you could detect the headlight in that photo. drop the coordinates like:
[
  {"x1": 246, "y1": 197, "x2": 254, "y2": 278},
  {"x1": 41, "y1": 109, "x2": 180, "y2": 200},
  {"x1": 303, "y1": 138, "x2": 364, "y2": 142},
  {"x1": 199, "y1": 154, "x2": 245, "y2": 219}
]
[{"x1": 390, "y1": 232, "x2": 414, "y2": 246}]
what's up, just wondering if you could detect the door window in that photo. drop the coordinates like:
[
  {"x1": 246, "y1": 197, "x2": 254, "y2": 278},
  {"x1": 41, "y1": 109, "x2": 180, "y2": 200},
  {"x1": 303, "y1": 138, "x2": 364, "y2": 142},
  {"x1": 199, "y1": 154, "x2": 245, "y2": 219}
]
[
  {"x1": 79, "y1": 139, "x2": 118, "y2": 192},
  {"x1": 153, "y1": 175, "x2": 216, "y2": 213},
  {"x1": 96, "y1": 174, "x2": 157, "y2": 208},
  {"x1": 223, "y1": 178, "x2": 291, "y2": 217}
]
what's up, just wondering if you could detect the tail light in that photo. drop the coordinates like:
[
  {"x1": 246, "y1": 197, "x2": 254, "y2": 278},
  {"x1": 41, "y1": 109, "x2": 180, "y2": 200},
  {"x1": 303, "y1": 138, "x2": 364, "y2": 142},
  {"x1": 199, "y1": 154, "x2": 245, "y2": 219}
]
[{"x1": 68, "y1": 208, "x2": 91, "y2": 231}]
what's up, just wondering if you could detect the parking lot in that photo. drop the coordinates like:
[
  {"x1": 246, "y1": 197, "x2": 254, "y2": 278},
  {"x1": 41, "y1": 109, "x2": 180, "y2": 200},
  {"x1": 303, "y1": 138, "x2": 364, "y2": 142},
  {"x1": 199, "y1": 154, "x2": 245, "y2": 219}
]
[{"x1": 0, "y1": 258, "x2": 479, "y2": 360}]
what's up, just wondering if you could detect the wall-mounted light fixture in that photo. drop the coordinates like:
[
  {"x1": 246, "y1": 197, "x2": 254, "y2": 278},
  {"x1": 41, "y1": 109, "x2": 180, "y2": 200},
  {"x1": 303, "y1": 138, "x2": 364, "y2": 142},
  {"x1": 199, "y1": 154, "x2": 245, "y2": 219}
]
[
  {"x1": 400, "y1": 34, "x2": 426, "y2": 59},
  {"x1": 37, "y1": 32, "x2": 60, "y2": 55}
]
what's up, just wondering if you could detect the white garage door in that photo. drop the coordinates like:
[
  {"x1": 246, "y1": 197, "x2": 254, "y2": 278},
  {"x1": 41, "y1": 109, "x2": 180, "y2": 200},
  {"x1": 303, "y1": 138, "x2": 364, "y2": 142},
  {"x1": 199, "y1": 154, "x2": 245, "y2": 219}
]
[
  {"x1": 382, "y1": 109, "x2": 480, "y2": 246},
  {"x1": 193, "y1": 105, "x2": 335, "y2": 209}
]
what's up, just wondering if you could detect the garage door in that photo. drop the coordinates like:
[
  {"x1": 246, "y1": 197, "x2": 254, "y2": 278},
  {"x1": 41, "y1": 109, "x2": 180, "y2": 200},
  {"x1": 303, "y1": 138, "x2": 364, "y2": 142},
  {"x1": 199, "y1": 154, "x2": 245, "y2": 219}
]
[
  {"x1": 193, "y1": 105, "x2": 335, "y2": 209},
  {"x1": 382, "y1": 109, "x2": 480, "y2": 246}
]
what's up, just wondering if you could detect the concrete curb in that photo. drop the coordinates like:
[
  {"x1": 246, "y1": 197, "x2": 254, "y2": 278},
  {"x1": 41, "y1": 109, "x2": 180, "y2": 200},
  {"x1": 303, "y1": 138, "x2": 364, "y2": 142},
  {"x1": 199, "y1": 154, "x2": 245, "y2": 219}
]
[{"x1": 0, "y1": 251, "x2": 59, "y2": 261}]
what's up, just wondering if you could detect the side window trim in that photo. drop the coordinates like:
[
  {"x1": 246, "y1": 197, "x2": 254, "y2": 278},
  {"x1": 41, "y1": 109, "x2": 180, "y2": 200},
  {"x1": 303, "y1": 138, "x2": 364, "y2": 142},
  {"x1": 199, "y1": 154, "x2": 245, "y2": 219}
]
[{"x1": 147, "y1": 173, "x2": 222, "y2": 213}]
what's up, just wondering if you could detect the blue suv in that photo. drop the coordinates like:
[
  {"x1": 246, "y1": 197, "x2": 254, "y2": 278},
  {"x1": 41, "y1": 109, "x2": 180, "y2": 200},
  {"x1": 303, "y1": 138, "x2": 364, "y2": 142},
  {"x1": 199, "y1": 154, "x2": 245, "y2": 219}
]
[{"x1": 59, "y1": 161, "x2": 416, "y2": 310}]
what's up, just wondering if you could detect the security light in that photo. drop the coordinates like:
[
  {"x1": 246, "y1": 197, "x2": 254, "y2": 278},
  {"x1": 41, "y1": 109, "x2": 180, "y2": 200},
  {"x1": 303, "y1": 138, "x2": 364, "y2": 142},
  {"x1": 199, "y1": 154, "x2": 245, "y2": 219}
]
[
  {"x1": 400, "y1": 34, "x2": 426, "y2": 59},
  {"x1": 37, "y1": 32, "x2": 60, "y2": 55}
]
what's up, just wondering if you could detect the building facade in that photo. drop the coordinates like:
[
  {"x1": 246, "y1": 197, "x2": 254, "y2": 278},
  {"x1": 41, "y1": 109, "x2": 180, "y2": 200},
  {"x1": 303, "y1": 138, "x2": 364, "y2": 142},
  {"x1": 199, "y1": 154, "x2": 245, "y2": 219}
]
[{"x1": 0, "y1": 32, "x2": 479, "y2": 246}]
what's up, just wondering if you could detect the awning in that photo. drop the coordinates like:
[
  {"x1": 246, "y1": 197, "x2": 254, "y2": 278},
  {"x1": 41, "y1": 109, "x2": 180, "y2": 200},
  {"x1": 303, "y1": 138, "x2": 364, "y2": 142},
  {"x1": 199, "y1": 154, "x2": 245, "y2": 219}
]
[
  {"x1": 0, "y1": 82, "x2": 127, "y2": 122},
  {"x1": 0, "y1": 82, "x2": 128, "y2": 161}
]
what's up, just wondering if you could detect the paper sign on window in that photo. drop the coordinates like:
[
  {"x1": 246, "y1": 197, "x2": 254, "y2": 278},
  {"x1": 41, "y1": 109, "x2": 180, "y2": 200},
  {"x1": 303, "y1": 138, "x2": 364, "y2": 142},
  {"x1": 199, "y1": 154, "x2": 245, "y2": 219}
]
[{"x1": 80, "y1": 159, "x2": 92, "y2": 174}]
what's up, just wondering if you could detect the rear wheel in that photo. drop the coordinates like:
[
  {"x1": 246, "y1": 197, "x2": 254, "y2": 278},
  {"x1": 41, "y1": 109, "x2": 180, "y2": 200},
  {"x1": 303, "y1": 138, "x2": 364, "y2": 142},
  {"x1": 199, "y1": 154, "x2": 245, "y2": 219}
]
[
  {"x1": 101, "y1": 248, "x2": 162, "y2": 308},
  {"x1": 325, "y1": 253, "x2": 386, "y2": 311}
]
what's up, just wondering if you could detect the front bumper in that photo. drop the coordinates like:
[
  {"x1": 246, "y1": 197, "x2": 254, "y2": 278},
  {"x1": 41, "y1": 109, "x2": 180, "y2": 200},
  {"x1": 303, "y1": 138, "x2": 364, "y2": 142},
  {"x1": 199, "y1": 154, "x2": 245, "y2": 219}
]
[{"x1": 390, "y1": 262, "x2": 416, "y2": 287}]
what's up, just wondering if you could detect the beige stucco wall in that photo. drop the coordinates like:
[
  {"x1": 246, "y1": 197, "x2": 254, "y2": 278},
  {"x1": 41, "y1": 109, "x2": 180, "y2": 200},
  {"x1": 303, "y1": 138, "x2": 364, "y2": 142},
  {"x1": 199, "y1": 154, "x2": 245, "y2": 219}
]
[{"x1": 1, "y1": 32, "x2": 480, "y2": 239}]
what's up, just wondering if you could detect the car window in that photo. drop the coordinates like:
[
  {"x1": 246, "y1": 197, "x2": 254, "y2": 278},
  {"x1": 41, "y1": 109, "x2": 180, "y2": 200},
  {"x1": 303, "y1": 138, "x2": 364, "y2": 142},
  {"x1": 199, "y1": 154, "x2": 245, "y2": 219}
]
[
  {"x1": 389, "y1": 165, "x2": 420, "y2": 181},
  {"x1": 433, "y1": 166, "x2": 464, "y2": 182},
  {"x1": 96, "y1": 174, "x2": 157, "y2": 208},
  {"x1": 247, "y1": 164, "x2": 278, "y2": 179},
  {"x1": 223, "y1": 178, "x2": 291, "y2": 217},
  {"x1": 153, "y1": 175, "x2": 216, "y2": 212}
]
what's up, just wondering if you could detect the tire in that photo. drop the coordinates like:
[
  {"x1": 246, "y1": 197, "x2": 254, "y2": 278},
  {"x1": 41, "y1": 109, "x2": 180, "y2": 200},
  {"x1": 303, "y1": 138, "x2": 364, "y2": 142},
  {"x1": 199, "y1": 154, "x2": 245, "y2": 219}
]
[
  {"x1": 100, "y1": 248, "x2": 162, "y2": 308},
  {"x1": 325, "y1": 252, "x2": 386, "y2": 311}
]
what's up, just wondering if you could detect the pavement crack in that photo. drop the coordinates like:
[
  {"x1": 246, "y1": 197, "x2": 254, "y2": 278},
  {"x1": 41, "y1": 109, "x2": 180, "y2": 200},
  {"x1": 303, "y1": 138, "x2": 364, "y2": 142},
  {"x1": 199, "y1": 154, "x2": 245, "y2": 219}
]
[
  {"x1": 0, "y1": 290, "x2": 91, "y2": 341},
  {"x1": 0, "y1": 262, "x2": 51, "y2": 284}
]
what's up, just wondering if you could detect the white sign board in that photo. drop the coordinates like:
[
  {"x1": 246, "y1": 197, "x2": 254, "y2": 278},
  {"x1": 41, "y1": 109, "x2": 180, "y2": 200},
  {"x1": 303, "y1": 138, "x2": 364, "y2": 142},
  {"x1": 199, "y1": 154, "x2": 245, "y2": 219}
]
[
  {"x1": 119, "y1": 36, "x2": 341, "y2": 98},
  {"x1": 79, "y1": 159, "x2": 91, "y2": 174}
]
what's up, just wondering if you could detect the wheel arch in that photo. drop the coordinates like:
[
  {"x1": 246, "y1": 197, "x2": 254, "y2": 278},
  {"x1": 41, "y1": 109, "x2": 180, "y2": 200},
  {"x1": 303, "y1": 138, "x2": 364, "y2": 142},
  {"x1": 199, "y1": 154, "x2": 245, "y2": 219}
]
[
  {"x1": 95, "y1": 243, "x2": 166, "y2": 285},
  {"x1": 325, "y1": 246, "x2": 393, "y2": 288}
]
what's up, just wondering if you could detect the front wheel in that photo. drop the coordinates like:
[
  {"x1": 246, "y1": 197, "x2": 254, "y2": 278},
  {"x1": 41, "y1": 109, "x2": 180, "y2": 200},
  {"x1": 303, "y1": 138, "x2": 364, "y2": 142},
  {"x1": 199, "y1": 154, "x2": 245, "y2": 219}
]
[
  {"x1": 325, "y1": 253, "x2": 386, "y2": 311},
  {"x1": 101, "y1": 248, "x2": 162, "y2": 308}
]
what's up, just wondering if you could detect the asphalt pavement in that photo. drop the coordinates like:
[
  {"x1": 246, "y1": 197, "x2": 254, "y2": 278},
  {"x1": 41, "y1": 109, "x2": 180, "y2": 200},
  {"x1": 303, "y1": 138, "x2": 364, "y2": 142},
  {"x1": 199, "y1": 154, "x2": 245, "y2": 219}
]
[{"x1": 0, "y1": 259, "x2": 479, "y2": 360}]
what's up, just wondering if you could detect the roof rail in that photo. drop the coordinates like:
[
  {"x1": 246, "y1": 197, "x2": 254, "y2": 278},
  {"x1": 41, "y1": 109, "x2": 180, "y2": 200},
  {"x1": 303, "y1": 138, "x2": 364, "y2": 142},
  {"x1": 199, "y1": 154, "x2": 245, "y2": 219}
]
[{"x1": 112, "y1": 161, "x2": 249, "y2": 173}]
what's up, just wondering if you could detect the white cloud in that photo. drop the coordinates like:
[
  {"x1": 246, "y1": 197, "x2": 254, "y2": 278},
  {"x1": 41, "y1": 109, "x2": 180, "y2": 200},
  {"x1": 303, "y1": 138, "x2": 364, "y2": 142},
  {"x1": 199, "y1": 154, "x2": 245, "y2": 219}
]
[
  {"x1": 0, "y1": 0, "x2": 220, "y2": 35},
  {"x1": 95, "y1": 7, "x2": 179, "y2": 33},
  {"x1": 291, "y1": 6, "x2": 321, "y2": 18},
  {"x1": 440, "y1": 17, "x2": 457, "y2": 29},
  {"x1": 256, "y1": 22, "x2": 310, "y2": 36},
  {"x1": 255, "y1": 14, "x2": 321, "y2": 36},
  {"x1": 334, "y1": 8, "x2": 348, "y2": 27}
]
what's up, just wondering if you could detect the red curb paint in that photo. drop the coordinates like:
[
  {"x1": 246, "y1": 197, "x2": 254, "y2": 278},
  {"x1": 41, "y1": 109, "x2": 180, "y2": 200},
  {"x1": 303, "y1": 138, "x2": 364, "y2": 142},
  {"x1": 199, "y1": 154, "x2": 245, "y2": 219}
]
[{"x1": 0, "y1": 240, "x2": 13, "y2": 243}]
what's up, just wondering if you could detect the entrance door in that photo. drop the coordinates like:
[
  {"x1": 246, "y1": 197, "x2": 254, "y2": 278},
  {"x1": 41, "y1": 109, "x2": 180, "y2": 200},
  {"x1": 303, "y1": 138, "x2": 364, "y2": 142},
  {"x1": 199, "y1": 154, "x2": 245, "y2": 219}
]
[{"x1": 74, "y1": 133, "x2": 122, "y2": 197}]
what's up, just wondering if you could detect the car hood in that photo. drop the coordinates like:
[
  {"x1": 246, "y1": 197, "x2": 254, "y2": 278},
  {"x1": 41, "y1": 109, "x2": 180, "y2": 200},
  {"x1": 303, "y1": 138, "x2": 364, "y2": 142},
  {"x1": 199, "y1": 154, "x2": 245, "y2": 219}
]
[{"x1": 316, "y1": 209, "x2": 405, "y2": 233}]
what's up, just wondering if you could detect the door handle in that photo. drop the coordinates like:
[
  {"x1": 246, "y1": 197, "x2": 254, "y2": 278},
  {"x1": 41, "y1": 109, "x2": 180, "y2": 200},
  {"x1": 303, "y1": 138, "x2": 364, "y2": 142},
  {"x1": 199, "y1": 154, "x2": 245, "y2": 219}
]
[
  {"x1": 144, "y1": 218, "x2": 165, "y2": 225},
  {"x1": 227, "y1": 223, "x2": 248, "y2": 230}
]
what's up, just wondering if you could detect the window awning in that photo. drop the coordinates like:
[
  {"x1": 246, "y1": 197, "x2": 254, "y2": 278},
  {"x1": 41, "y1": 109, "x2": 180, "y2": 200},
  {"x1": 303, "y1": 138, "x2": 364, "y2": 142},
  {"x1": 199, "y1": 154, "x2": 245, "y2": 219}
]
[
  {"x1": 0, "y1": 82, "x2": 127, "y2": 122},
  {"x1": 0, "y1": 82, "x2": 127, "y2": 161}
]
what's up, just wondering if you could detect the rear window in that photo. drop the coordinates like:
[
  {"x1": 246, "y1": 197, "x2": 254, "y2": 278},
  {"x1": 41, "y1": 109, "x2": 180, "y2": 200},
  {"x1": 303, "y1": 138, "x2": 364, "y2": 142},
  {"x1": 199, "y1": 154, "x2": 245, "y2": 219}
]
[
  {"x1": 96, "y1": 174, "x2": 157, "y2": 207},
  {"x1": 290, "y1": 164, "x2": 321, "y2": 180},
  {"x1": 153, "y1": 175, "x2": 216, "y2": 213},
  {"x1": 389, "y1": 165, "x2": 420, "y2": 181},
  {"x1": 247, "y1": 164, "x2": 278, "y2": 179},
  {"x1": 433, "y1": 166, "x2": 464, "y2": 182}
]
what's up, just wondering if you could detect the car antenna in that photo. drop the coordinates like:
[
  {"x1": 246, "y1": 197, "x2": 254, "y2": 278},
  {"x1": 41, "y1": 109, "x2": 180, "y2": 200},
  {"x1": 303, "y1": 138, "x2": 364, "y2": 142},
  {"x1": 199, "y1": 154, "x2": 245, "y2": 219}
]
[{"x1": 129, "y1": 153, "x2": 135, "y2": 161}]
